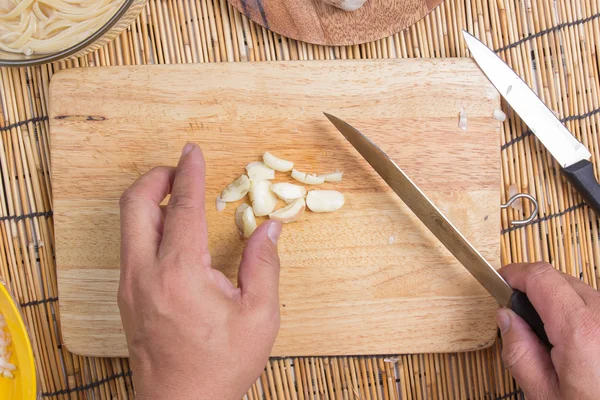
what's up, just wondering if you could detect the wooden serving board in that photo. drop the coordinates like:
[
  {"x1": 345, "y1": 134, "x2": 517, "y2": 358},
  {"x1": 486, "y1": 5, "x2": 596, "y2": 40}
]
[
  {"x1": 227, "y1": 0, "x2": 442, "y2": 45},
  {"x1": 50, "y1": 60, "x2": 501, "y2": 357}
]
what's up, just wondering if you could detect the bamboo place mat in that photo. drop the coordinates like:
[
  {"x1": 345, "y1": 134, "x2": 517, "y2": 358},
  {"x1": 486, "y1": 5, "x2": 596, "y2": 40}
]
[{"x1": 0, "y1": 0, "x2": 598, "y2": 398}]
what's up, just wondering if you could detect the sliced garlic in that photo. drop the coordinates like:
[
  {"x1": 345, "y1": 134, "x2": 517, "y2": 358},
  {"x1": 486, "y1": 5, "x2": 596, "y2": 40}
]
[
  {"x1": 269, "y1": 197, "x2": 305, "y2": 223},
  {"x1": 318, "y1": 171, "x2": 343, "y2": 182},
  {"x1": 220, "y1": 175, "x2": 250, "y2": 202},
  {"x1": 249, "y1": 180, "x2": 277, "y2": 216},
  {"x1": 508, "y1": 183, "x2": 522, "y2": 211},
  {"x1": 270, "y1": 182, "x2": 307, "y2": 203},
  {"x1": 235, "y1": 204, "x2": 257, "y2": 238},
  {"x1": 246, "y1": 161, "x2": 275, "y2": 181},
  {"x1": 216, "y1": 196, "x2": 226, "y2": 212},
  {"x1": 235, "y1": 204, "x2": 249, "y2": 233},
  {"x1": 291, "y1": 169, "x2": 325, "y2": 185},
  {"x1": 263, "y1": 152, "x2": 294, "y2": 172},
  {"x1": 242, "y1": 206, "x2": 257, "y2": 238},
  {"x1": 458, "y1": 108, "x2": 467, "y2": 131},
  {"x1": 306, "y1": 190, "x2": 345, "y2": 212},
  {"x1": 493, "y1": 108, "x2": 507, "y2": 122}
]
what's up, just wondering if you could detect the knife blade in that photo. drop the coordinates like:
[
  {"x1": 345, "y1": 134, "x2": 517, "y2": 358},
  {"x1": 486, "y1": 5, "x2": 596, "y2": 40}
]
[
  {"x1": 463, "y1": 30, "x2": 600, "y2": 216},
  {"x1": 324, "y1": 112, "x2": 551, "y2": 348}
]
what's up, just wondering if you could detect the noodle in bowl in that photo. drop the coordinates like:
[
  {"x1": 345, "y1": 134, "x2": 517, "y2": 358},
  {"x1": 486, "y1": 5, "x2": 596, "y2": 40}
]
[{"x1": 0, "y1": 0, "x2": 146, "y2": 65}]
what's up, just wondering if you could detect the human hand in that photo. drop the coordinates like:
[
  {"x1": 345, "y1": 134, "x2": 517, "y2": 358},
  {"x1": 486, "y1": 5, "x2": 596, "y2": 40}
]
[
  {"x1": 118, "y1": 143, "x2": 283, "y2": 399},
  {"x1": 497, "y1": 262, "x2": 600, "y2": 400}
]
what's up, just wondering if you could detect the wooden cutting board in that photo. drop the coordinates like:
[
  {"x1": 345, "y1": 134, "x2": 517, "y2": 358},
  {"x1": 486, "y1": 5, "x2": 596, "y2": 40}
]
[
  {"x1": 50, "y1": 60, "x2": 501, "y2": 357},
  {"x1": 227, "y1": 0, "x2": 443, "y2": 45}
]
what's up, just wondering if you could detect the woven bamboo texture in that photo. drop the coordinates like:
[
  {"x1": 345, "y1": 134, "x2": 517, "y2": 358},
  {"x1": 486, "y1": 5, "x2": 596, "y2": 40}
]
[{"x1": 0, "y1": 0, "x2": 598, "y2": 398}]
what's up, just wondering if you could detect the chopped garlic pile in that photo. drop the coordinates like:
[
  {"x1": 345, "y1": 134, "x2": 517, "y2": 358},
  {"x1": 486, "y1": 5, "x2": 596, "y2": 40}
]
[
  {"x1": 219, "y1": 152, "x2": 345, "y2": 238},
  {"x1": 0, "y1": 314, "x2": 16, "y2": 378}
]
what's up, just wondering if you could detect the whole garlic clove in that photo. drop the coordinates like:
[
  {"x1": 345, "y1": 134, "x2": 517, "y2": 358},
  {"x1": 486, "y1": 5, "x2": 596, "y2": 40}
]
[
  {"x1": 291, "y1": 169, "x2": 325, "y2": 185},
  {"x1": 220, "y1": 175, "x2": 250, "y2": 202},
  {"x1": 270, "y1": 182, "x2": 307, "y2": 203},
  {"x1": 263, "y1": 152, "x2": 294, "y2": 172},
  {"x1": 318, "y1": 171, "x2": 343, "y2": 182},
  {"x1": 246, "y1": 161, "x2": 275, "y2": 181},
  {"x1": 306, "y1": 190, "x2": 345, "y2": 212},
  {"x1": 249, "y1": 180, "x2": 278, "y2": 216},
  {"x1": 269, "y1": 197, "x2": 305, "y2": 223}
]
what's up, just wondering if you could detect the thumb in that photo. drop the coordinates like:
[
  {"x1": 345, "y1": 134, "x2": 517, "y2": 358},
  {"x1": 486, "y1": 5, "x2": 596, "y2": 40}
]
[
  {"x1": 238, "y1": 220, "x2": 282, "y2": 309},
  {"x1": 497, "y1": 308, "x2": 557, "y2": 398}
]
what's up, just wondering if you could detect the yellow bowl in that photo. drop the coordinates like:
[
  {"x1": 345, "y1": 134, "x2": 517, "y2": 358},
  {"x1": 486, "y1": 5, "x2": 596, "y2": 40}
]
[{"x1": 0, "y1": 282, "x2": 37, "y2": 399}]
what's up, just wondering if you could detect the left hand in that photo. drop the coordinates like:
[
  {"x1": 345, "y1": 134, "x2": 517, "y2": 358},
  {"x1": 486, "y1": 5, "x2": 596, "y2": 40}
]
[{"x1": 118, "y1": 143, "x2": 283, "y2": 399}]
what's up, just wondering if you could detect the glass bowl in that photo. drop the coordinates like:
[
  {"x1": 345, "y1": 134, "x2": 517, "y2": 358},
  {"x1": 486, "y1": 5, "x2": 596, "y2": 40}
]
[{"x1": 0, "y1": 0, "x2": 148, "y2": 67}]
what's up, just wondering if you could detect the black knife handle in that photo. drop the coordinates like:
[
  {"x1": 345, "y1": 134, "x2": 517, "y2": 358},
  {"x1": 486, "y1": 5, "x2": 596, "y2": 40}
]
[
  {"x1": 509, "y1": 290, "x2": 552, "y2": 348},
  {"x1": 563, "y1": 160, "x2": 600, "y2": 216}
]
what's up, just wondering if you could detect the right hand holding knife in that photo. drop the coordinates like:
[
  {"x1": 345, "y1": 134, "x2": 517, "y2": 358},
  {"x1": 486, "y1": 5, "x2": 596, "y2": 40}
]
[{"x1": 497, "y1": 262, "x2": 600, "y2": 400}]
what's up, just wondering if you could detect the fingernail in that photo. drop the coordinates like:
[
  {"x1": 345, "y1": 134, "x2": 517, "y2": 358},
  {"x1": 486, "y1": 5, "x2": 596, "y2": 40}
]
[
  {"x1": 181, "y1": 143, "x2": 195, "y2": 156},
  {"x1": 496, "y1": 308, "x2": 511, "y2": 335},
  {"x1": 267, "y1": 221, "x2": 282, "y2": 244}
]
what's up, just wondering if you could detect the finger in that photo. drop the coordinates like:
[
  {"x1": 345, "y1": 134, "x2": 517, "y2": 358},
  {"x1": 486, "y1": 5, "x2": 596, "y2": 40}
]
[
  {"x1": 238, "y1": 221, "x2": 282, "y2": 312},
  {"x1": 559, "y1": 272, "x2": 600, "y2": 305},
  {"x1": 160, "y1": 143, "x2": 209, "y2": 258},
  {"x1": 496, "y1": 308, "x2": 557, "y2": 399},
  {"x1": 120, "y1": 166, "x2": 176, "y2": 267},
  {"x1": 500, "y1": 262, "x2": 585, "y2": 340}
]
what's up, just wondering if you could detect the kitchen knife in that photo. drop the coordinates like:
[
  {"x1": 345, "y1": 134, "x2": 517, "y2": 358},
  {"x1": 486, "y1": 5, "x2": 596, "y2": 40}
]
[
  {"x1": 324, "y1": 112, "x2": 552, "y2": 348},
  {"x1": 463, "y1": 30, "x2": 600, "y2": 216}
]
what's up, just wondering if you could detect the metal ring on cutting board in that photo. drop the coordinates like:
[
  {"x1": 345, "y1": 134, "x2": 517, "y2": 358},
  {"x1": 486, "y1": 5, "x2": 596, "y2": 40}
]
[{"x1": 501, "y1": 193, "x2": 539, "y2": 226}]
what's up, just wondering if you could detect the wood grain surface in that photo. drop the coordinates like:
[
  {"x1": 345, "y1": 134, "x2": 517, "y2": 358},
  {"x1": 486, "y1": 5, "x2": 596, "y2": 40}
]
[
  {"x1": 50, "y1": 59, "x2": 501, "y2": 357},
  {"x1": 227, "y1": 0, "x2": 443, "y2": 45}
]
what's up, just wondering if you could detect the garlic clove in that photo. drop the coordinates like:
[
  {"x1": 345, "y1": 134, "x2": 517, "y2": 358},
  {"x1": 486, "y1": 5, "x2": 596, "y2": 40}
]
[
  {"x1": 306, "y1": 190, "x2": 345, "y2": 212},
  {"x1": 318, "y1": 171, "x2": 343, "y2": 182},
  {"x1": 508, "y1": 183, "x2": 522, "y2": 211},
  {"x1": 291, "y1": 168, "x2": 325, "y2": 185},
  {"x1": 246, "y1": 161, "x2": 275, "y2": 181},
  {"x1": 235, "y1": 203, "x2": 250, "y2": 234},
  {"x1": 322, "y1": 0, "x2": 367, "y2": 11},
  {"x1": 235, "y1": 203, "x2": 257, "y2": 238},
  {"x1": 263, "y1": 152, "x2": 294, "y2": 172},
  {"x1": 242, "y1": 205, "x2": 257, "y2": 238},
  {"x1": 270, "y1": 182, "x2": 307, "y2": 203},
  {"x1": 216, "y1": 196, "x2": 226, "y2": 212},
  {"x1": 220, "y1": 175, "x2": 250, "y2": 202},
  {"x1": 493, "y1": 108, "x2": 507, "y2": 122},
  {"x1": 269, "y1": 197, "x2": 305, "y2": 223},
  {"x1": 458, "y1": 108, "x2": 467, "y2": 131},
  {"x1": 249, "y1": 180, "x2": 278, "y2": 216}
]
